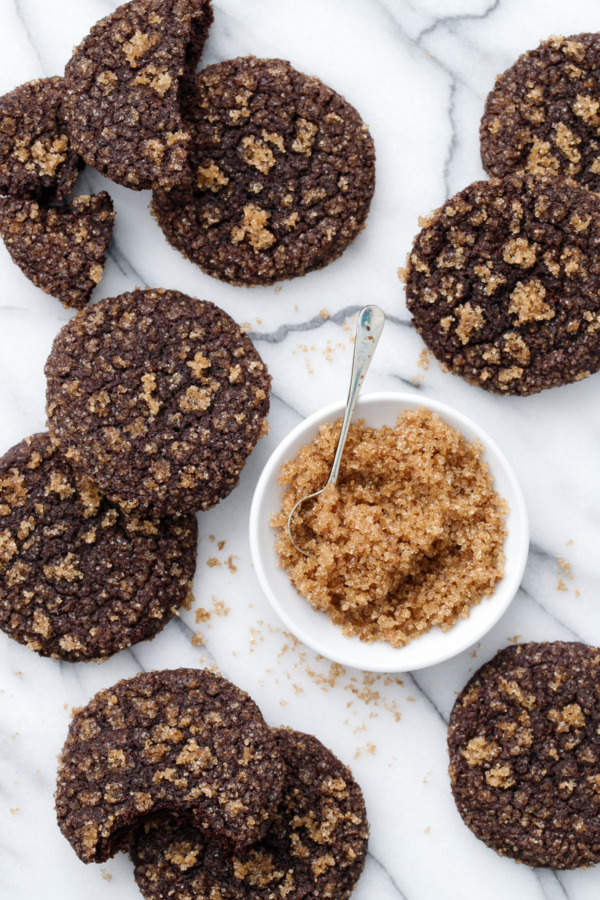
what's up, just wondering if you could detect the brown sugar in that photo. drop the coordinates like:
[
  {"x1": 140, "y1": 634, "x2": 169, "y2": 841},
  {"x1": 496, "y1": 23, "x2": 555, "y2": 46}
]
[{"x1": 272, "y1": 409, "x2": 507, "y2": 647}]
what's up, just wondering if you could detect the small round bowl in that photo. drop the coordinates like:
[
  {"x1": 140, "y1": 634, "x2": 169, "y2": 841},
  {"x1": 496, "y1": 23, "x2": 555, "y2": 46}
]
[{"x1": 249, "y1": 392, "x2": 529, "y2": 672}]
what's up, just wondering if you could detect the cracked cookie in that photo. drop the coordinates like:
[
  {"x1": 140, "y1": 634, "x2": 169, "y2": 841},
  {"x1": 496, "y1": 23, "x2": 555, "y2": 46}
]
[
  {"x1": 56, "y1": 669, "x2": 285, "y2": 863},
  {"x1": 45, "y1": 289, "x2": 270, "y2": 516},
  {"x1": 0, "y1": 432, "x2": 197, "y2": 661},
  {"x1": 403, "y1": 173, "x2": 600, "y2": 395},
  {"x1": 0, "y1": 77, "x2": 81, "y2": 202},
  {"x1": 481, "y1": 34, "x2": 600, "y2": 191},
  {"x1": 63, "y1": 0, "x2": 213, "y2": 191},
  {"x1": 152, "y1": 56, "x2": 376, "y2": 285},
  {"x1": 0, "y1": 192, "x2": 114, "y2": 308},
  {"x1": 131, "y1": 728, "x2": 369, "y2": 900},
  {"x1": 448, "y1": 641, "x2": 600, "y2": 869}
]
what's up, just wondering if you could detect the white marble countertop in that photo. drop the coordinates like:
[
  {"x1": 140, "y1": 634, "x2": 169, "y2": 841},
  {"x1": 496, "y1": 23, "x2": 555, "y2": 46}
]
[{"x1": 2, "y1": 1, "x2": 600, "y2": 898}]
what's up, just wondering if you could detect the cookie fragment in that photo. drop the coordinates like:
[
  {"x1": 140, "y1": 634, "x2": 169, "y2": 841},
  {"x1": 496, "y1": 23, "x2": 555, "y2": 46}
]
[
  {"x1": 45, "y1": 289, "x2": 270, "y2": 516},
  {"x1": 0, "y1": 193, "x2": 114, "y2": 308},
  {"x1": 63, "y1": 0, "x2": 213, "y2": 190},
  {"x1": 56, "y1": 669, "x2": 286, "y2": 863},
  {"x1": 404, "y1": 173, "x2": 600, "y2": 395},
  {"x1": 131, "y1": 728, "x2": 369, "y2": 900},
  {"x1": 0, "y1": 433, "x2": 197, "y2": 661},
  {"x1": 448, "y1": 642, "x2": 600, "y2": 869},
  {"x1": 481, "y1": 34, "x2": 600, "y2": 191},
  {"x1": 152, "y1": 56, "x2": 375, "y2": 285},
  {"x1": 0, "y1": 77, "x2": 81, "y2": 201}
]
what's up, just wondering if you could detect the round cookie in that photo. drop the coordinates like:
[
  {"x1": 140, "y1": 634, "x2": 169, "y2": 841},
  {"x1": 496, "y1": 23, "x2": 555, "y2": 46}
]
[
  {"x1": 0, "y1": 77, "x2": 81, "y2": 201},
  {"x1": 0, "y1": 192, "x2": 114, "y2": 309},
  {"x1": 131, "y1": 728, "x2": 369, "y2": 900},
  {"x1": 56, "y1": 668, "x2": 286, "y2": 863},
  {"x1": 63, "y1": 0, "x2": 213, "y2": 191},
  {"x1": 404, "y1": 173, "x2": 600, "y2": 395},
  {"x1": 0, "y1": 432, "x2": 197, "y2": 661},
  {"x1": 481, "y1": 34, "x2": 600, "y2": 191},
  {"x1": 45, "y1": 289, "x2": 270, "y2": 516},
  {"x1": 152, "y1": 56, "x2": 376, "y2": 286},
  {"x1": 448, "y1": 642, "x2": 600, "y2": 869}
]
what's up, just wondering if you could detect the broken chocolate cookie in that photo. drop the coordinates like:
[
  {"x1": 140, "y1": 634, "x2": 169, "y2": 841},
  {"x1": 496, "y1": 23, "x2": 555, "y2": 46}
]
[
  {"x1": 152, "y1": 56, "x2": 376, "y2": 285},
  {"x1": 0, "y1": 192, "x2": 114, "y2": 308},
  {"x1": 56, "y1": 669, "x2": 285, "y2": 862},
  {"x1": 131, "y1": 728, "x2": 369, "y2": 900},
  {"x1": 448, "y1": 642, "x2": 600, "y2": 869},
  {"x1": 63, "y1": 0, "x2": 213, "y2": 191},
  {"x1": 45, "y1": 289, "x2": 270, "y2": 516},
  {"x1": 0, "y1": 432, "x2": 197, "y2": 661},
  {"x1": 481, "y1": 34, "x2": 600, "y2": 191},
  {"x1": 0, "y1": 77, "x2": 81, "y2": 202},
  {"x1": 404, "y1": 173, "x2": 600, "y2": 395}
]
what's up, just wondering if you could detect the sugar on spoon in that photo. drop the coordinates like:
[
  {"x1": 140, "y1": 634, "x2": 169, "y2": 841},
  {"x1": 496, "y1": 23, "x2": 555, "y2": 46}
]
[{"x1": 286, "y1": 305, "x2": 386, "y2": 555}]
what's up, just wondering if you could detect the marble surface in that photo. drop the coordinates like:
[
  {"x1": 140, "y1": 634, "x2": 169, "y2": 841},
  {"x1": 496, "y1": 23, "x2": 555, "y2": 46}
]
[{"x1": 1, "y1": 1, "x2": 600, "y2": 898}]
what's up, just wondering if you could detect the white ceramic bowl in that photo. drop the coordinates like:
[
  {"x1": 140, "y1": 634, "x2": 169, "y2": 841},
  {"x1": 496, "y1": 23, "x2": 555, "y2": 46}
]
[{"x1": 249, "y1": 392, "x2": 529, "y2": 672}]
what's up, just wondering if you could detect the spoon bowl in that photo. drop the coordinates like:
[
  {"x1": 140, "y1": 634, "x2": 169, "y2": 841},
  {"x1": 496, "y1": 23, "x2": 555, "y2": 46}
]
[
  {"x1": 250, "y1": 391, "x2": 529, "y2": 672},
  {"x1": 286, "y1": 305, "x2": 385, "y2": 554}
]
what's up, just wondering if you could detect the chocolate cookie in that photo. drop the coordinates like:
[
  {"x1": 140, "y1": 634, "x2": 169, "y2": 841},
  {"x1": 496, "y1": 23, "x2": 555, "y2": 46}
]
[
  {"x1": 56, "y1": 669, "x2": 285, "y2": 863},
  {"x1": 151, "y1": 56, "x2": 376, "y2": 286},
  {"x1": 481, "y1": 34, "x2": 600, "y2": 191},
  {"x1": 448, "y1": 642, "x2": 600, "y2": 869},
  {"x1": 45, "y1": 289, "x2": 270, "y2": 516},
  {"x1": 131, "y1": 728, "x2": 369, "y2": 900},
  {"x1": 404, "y1": 173, "x2": 600, "y2": 395},
  {"x1": 0, "y1": 432, "x2": 196, "y2": 661},
  {"x1": 0, "y1": 193, "x2": 114, "y2": 308},
  {"x1": 0, "y1": 77, "x2": 81, "y2": 202},
  {"x1": 63, "y1": 0, "x2": 213, "y2": 191}
]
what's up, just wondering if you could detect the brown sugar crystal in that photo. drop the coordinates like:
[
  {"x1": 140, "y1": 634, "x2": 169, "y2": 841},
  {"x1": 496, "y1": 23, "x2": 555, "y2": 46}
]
[{"x1": 272, "y1": 408, "x2": 507, "y2": 647}]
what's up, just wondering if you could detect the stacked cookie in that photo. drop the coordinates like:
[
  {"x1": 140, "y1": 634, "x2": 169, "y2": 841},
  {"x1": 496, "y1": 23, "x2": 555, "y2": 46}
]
[
  {"x1": 56, "y1": 668, "x2": 369, "y2": 899},
  {"x1": 0, "y1": 0, "x2": 375, "y2": 300},
  {"x1": 0, "y1": 77, "x2": 115, "y2": 308},
  {"x1": 403, "y1": 33, "x2": 600, "y2": 396},
  {"x1": 0, "y1": 288, "x2": 270, "y2": 661},
  {"x1": 152, "y1": 55, "x2": 376, "y2": 286}
]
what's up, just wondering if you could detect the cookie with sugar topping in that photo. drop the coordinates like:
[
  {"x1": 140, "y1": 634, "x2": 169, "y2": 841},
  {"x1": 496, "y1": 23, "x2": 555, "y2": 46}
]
[
  {"x1": 56, "y1": 669, "x2": 286, "y2": 863},
  {"x1": 481, "y1": 33, "x2": 600, "y2": 191},
  {"x1": 0, "y1": 432, "x2": 197, "y2": 661},
  {"x1": 45, "y1": 289, "x2": 270, "y2": 516},
  {"x1": 0, "y1": 77, "x2": 81, "y2": 201},
  {"x1": 404, "y1": 173, "x2": 600, "y2": 395},
  {"x1": 131, "y1": 728, "x2": 369, "y2": 900},
  {"x1": 0, "y1": 193, "x2": 114, "y2": 309},
  {"x1": 152, "y1": 56, "x2": 375, "y2": 285},
  {"x1": 63, "y1": 0, "x2": 213, "y2": 190},
  {"x1": 448, "y1": 642, "x2": 600, "y2": 868}
]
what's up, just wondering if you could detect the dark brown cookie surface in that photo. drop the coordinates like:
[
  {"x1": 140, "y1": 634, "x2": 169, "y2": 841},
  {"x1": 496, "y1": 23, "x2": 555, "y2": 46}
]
[
  {"x1": 0, "y1": 192, "x2": 114, "y2": 308},
  {"x1": 45, "y1": 289, "x2": 270, "y2": 516},
  {"x1": 0, "y1": 433, "x2": 196, "y2": 661},
  {"x1": 63, "y1": 0, "x2": 213, "y2": 191},
  {"x1": 448, "y1": 642, "x2": 600, "y2": 869},
  {"x1": 0, "y1": 77, "x2": 81, "y2": 202},
  {"x1": 131, "y1": 728, "x2": 369, "y2": 900},
  {"x1": 481, "y1": 34, "x2": 600, "y2": 190},
  {"x1": 56, "y1": 668, "x2": 286, "y2": 863},
  {"x1": 152, "y1": 56, "x2": 375, "y2": 286},
  {"x1": 404, "y1": 173, "x2": 600, "y2": 395}
]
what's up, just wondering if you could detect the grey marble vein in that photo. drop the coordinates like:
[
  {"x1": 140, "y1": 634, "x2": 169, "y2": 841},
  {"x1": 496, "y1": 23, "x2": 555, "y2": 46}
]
[
  {"x1": 536, "y1": 869, "x2": 570, "y2": 900},
  {"x1": 366, "y1": 850, "x2": 410, "y2": 899},
  {"x1": 415, "y1": 0, "x2": 503, "y2": 44}
]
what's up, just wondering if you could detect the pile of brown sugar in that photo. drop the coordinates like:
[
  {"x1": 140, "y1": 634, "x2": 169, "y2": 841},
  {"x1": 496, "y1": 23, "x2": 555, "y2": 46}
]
[{"x1": 273, "y1": 408, "x2": 507, "y2": 647}]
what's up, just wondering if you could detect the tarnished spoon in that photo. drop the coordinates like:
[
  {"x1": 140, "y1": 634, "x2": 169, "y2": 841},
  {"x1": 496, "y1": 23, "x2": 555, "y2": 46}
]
[{"x1": 286, "y1": 305, "x2": 385, "y2": 554}]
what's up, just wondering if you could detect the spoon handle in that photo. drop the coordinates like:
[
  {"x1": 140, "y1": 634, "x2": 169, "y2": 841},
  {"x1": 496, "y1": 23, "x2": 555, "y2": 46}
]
[{"x1": 327, "y1": 305, "x2": 386, "y2": 486}]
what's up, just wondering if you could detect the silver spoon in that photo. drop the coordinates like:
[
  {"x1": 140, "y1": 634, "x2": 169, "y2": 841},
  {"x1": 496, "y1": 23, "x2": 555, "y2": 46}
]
[{"x1": 286, "y1": 305, "x2": 386, "y2": 555}]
